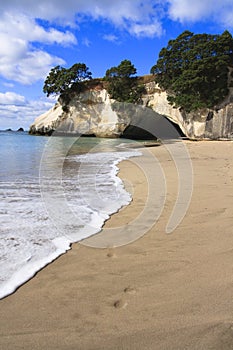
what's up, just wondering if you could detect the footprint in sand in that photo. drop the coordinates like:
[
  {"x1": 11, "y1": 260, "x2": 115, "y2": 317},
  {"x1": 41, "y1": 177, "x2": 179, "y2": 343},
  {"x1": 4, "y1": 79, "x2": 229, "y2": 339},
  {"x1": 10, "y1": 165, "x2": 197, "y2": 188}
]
[
  {"x1": 113, "y1": 287, "x2": 136, "y2": 309},
  {"x1": 124, "y1": 286, "x2": 136, "y2": 295},
  {"x1": 113, "y1": 299, "x2": 128, "y2": 309},
  {"x1": 106, "y1": 251, "x2": 117, "y2": 258}
]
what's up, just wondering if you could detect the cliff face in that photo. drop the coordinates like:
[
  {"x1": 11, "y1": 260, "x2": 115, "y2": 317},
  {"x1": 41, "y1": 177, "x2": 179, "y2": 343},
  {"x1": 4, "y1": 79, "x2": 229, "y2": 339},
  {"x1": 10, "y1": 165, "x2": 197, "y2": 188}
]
[
  {"x1": 29, "y1": 89, "x2": 125, "y2": 137},
  {"x1": 29, "y1": 81, "x2": 233, "y2": 140},
  {"x1": 143, "y1": 82, "x2": 233, "y2": 140}
]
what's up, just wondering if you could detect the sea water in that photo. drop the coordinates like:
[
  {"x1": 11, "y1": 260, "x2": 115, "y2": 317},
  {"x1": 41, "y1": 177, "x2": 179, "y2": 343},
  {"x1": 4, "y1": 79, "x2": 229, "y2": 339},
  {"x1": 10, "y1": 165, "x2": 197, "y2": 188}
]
[{"x1": 0, "y1": 131, "x2": 141, "y2": 299}]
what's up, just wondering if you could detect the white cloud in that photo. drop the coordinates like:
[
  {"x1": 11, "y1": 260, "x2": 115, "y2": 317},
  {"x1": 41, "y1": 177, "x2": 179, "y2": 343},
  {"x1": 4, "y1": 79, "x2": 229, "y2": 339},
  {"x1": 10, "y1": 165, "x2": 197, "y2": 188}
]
[
  {"x1": 103, "y1": 34, "x2": 118, "y2": 42},
  {"x1": 0, "y1": 47, "x2": 65, "y2": 85},
  {"x1": 0, "y1": 13, "x2": 76, "y2": 46},
  {"x1": 130, "y1": 23, "x2": 164, "y2": 38},
  {"x1": 0, "y1": 0, "x2": 233, "y2": 36},
  {"x1": 167, "y1": 0, "x2": 233, "y2": 26},
  {"x1": 82, "y1": 38, "x2": 91, "y2": 47},
  {"x1": 3, "y1": 82, "x2": 15, "y2": 88},
  {"x1": 0, "y1": 0, "x2": 232, "y2": 88},
  {"x1": 0, "y1": 95, "x2": 55, "y2": 129},
  {"x1": 0, "y1": 92, "x2": 25, "y2": 105},
  {"x1": 0, "y1": 1, "x2": 165, "y2": 37},
  {"x1": 0, "y1": 13, "x2": 76, "y2": 85},
  {"x1": 0, "y1": 1, "x2": 166, "y2": 86}
]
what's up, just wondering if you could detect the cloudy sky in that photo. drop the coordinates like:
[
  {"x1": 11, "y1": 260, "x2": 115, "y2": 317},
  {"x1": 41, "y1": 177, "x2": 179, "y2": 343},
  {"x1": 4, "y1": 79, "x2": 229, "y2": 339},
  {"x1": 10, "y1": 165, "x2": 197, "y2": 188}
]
[{"x1": 0, "y1": 0, "x2": 233, "y2": 129}]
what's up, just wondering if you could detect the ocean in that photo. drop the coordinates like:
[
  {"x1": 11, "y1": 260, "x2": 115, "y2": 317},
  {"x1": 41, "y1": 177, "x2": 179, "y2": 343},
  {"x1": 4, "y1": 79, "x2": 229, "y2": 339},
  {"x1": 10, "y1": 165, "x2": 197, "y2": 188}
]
[{"x1": 0, "y1": 131, "x2": 141, "y2": 299}]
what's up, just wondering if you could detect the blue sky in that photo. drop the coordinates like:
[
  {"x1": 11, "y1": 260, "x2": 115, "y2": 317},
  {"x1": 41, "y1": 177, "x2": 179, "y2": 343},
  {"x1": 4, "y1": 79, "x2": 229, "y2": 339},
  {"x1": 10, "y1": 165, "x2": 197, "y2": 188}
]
[{"x1": 0, "y1": 0, "x2": 233, "y2": 130}]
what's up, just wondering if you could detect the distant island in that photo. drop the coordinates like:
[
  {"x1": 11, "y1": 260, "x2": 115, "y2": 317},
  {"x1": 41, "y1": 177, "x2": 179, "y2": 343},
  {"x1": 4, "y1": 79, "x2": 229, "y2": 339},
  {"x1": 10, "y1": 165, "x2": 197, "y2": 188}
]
[{"x1": 2, "y1": 128, "x2": 25, "y2": 132}]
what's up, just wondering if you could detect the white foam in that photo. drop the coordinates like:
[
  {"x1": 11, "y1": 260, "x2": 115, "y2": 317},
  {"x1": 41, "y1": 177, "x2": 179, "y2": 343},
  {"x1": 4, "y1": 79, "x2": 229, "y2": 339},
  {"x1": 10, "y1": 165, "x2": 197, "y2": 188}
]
[
  {"x1": 0, "y1": 149, "x2": 141, "y2": 299},
  {"x1": 0, "y1": 237, "x2": 71, "y2": 300}
]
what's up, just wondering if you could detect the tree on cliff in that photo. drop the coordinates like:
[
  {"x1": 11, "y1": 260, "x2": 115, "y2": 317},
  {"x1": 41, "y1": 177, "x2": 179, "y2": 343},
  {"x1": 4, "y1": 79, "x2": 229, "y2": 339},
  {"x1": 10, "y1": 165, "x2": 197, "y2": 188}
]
[
  {"x1": 150, "y1": 30, "x2": 233, "y2": 112},
  {"x1": 43, "y1": 63, "x2": 92, "y2": 97},
  {"x1": 104, "y1": 59, "x2": 145, "y2": 103}
]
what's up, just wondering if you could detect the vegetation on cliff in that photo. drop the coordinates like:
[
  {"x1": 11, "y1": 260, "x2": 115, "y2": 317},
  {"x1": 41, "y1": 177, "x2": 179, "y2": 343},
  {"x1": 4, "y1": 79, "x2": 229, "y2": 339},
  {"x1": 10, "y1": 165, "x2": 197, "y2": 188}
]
[
  {"x1": 42, "y1": 30, "x2": 233, "y2": 113},
  {"x1": 104, "y1": 59, "x2": 145, "y2": 103},
  {"x1": 150, "y1": 30, "x2": 233, "y2": 112},
  {"x1": 43, "y1": 59, "x2": 146, "y2": 105},
  {"x1": 43, "y1": 63, "x2": 92, "y2": 97}
]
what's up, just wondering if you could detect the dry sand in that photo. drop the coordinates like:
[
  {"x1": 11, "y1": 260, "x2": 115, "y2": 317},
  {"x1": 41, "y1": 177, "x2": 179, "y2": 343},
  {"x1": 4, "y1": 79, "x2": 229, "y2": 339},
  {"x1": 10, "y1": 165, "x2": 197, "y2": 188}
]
[{"x1": 1, "y1": 140, "x2": 233, "y2": 350}]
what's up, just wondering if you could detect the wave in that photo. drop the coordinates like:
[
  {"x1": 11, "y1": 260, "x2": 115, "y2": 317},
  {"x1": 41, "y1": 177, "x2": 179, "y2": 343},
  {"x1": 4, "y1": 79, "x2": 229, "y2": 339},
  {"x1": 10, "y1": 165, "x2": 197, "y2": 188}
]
[{"x1": 0, "y1": 149, "x2": 141, "y2": 299}]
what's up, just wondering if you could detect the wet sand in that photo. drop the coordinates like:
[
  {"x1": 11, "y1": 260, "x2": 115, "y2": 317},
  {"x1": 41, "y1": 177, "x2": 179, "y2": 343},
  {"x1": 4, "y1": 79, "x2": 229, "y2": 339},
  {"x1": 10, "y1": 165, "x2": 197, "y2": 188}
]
[{"x1": 1, "y1": 141, "x2": 233, "y2": 350}]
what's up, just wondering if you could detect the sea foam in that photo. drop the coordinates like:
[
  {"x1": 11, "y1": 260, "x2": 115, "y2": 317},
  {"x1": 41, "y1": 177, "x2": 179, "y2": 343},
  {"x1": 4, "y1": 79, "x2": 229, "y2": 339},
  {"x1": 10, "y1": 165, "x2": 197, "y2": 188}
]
[{"x1": 0, "y1": 148, "x2": 141, "y2": 299}]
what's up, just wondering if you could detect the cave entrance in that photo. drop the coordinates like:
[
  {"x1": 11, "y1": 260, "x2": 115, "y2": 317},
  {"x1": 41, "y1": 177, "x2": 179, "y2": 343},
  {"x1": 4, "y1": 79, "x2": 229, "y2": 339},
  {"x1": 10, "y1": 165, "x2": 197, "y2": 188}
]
[
  {"x1": 165, "y1": 117, "x2": 186, "y2": 138},
  {"x1": 121, "y1": 125, "x2": 156, "y2": 140},
  {"x1": 121, "y1": 116, "x2": 186, "y2": 141}
]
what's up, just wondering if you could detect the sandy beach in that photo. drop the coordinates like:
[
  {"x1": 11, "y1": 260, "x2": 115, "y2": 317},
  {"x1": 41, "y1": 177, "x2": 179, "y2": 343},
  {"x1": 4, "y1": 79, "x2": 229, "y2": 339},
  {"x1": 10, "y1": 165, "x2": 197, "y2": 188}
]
[{"x1": 1, "y1": 140, "x2": 233, "y2": 350}]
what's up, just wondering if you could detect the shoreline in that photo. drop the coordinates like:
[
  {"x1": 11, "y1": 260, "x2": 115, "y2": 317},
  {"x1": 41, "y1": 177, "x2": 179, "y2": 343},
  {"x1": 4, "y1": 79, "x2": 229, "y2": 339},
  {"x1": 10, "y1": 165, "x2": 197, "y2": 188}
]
[
  {"x1": 0, "y1": 144, "x2": 140, "y2": 300},
  {"x1": 1, "y1": 140, "x2": 233, "y2": 349}
]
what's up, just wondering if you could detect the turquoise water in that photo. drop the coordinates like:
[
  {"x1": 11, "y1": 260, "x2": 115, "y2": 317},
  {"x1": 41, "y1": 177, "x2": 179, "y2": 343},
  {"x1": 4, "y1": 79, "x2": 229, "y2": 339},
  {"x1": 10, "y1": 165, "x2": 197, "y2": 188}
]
[{"x1": 0, "y1": 131, "x2": 140, "y2": 299}]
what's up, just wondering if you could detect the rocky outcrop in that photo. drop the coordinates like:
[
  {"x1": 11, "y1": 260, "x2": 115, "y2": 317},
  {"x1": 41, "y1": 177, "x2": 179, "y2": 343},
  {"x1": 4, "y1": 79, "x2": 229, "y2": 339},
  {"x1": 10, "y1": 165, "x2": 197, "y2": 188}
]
[
  {"x1": 29, "y1": 80, "x2": 233, "y2": 140},
  {"x1": 142, "y1": 81, "x2": 233, "y2": 139},
  {"x1": 29, "y1": 89, "x2": 127, "y2": 138}
]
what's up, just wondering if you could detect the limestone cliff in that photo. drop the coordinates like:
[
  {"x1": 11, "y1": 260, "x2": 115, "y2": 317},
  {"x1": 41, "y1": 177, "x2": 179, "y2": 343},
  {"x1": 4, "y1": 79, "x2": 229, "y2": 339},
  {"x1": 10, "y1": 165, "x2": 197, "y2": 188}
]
[
  {"x1": 143, "y1": 81, "x2": 233, "y2": 140},
  {"x1": 29, "y1": 89, "x2": 126, "y2": 138},
  {"x1": 29, "y1": 80, "x2": 233, "y2": 140}
]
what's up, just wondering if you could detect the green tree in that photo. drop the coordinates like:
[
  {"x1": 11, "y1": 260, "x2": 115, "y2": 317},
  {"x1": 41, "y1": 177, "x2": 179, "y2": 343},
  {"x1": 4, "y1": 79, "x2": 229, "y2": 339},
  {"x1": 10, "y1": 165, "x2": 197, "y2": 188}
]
[
  {"x1": 43, "y1": 63, "x2": 92, "y2": 97},
  {"x1": 105, "y1": 59, "x2": 144, "y2": 103},
  {"x1": 150, "y1": 30, "x2": 233, "y2": 112}
]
